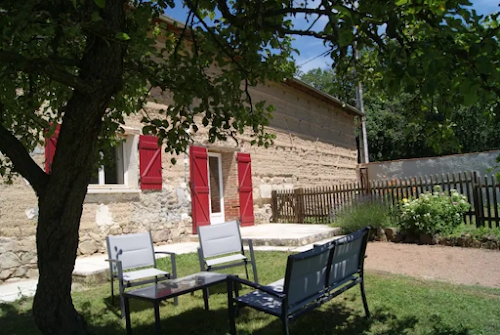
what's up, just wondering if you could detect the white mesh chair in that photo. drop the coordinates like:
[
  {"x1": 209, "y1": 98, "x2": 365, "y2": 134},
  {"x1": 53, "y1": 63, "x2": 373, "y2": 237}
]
[
  {"x1": 198, "y1": 221, "x2": 258, "y2": 283},
  {"x1": 106, "y1": 231, "x2": 177, "y2": 317},
  {"x1": 227, "y1": 226, "x2": 371, "y2": 335}
]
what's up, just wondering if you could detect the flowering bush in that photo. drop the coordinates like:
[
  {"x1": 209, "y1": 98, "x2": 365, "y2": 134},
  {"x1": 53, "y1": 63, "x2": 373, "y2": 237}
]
[{"x1": 399, "y1": 186, "x2": 471, "y2": 236}]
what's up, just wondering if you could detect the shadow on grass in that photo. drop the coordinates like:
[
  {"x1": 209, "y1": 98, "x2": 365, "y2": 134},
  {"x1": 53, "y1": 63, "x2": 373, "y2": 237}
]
[
  {"x1": 100, "y1": 294, "x2": 180, "y2": 319},
  {"x1": 0, "y1": 298, "x2": 475, "y2": 335}
]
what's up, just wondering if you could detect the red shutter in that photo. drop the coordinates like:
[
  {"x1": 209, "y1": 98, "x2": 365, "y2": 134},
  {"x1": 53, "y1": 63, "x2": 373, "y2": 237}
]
[
  {"x1": 44, "y1": 124, "x2": 60, "y2": 174},
  {"x1": 190, "y1": 146, "x2": 210, "y2": 234},
  {"x1": 139, "y1": 135, "x2": 162, "y2": 190},
  {"x1": 237, "y1": 153, "x2": 255, "y2": 226}
]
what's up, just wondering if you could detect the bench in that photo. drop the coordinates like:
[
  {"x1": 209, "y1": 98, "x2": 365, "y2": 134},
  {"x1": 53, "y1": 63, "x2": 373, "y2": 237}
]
[{"x1": 227, "y1": 226, "x2": 371, "y2": 335}]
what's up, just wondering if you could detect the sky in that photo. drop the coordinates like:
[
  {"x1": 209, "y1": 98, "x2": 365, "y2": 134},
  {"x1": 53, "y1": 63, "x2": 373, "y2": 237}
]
[{"x1": 165, "y1": 1, "x2": 500, "y2": 73}]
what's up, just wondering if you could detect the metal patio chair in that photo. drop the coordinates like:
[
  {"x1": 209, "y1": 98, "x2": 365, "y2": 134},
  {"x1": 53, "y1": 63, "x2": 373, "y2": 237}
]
[
  {"x1": 227, "y1": 226, "x2": 371, "y2": 335},
  {"x1": 198, "y1": 220, "x2": 258, "y2": 283},
  {"x1": 106, "y1": 231, "x2": 177, "y2": 318}
]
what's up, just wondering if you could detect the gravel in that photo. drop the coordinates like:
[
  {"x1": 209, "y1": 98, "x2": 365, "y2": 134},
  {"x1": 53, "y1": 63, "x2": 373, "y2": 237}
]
[{"x1": 365, "y1": 241, "x2": 500, "y2": 289}]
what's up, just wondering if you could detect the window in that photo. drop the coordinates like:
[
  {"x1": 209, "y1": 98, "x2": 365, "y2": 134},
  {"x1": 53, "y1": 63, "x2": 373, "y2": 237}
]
[
  {"x1": 89, "y1": 144, "x2": 126, "y2": 185},
  {"x1": 45, "y1": 127, "x2": 142, "y2": 195},
  {"x1": 86, "y1": 135, "x2": 141, "y2": 194}
]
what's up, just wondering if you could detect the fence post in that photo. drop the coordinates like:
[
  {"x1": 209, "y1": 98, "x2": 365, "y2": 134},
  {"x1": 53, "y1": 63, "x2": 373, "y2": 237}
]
[
  {"x1": 294, "y1": 188, "x2": 304, "y2": 223},
  {"x1": 472, "y1": 172, "x2": 483, "y2": 227},
  {"x1": 271, "y1": 190, "x2": 278, "y2": 223}
]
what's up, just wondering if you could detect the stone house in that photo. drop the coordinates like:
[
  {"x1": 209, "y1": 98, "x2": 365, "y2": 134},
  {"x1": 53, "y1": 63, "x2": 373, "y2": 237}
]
[{"x1": 0, "y1": 19, "x2": 363, "y2": 283}]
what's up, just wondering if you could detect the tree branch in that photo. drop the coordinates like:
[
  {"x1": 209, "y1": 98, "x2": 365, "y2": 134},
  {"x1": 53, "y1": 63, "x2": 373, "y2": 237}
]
[
  {"x1": 0, "y1": 51, "x2": 92, "y2": 92},
  {"x1": 262, "y1": 8, "x2": 329, "y2": 17},
  {"x1": 0, "y1": 120, "x2": 49, "y2": 196}
]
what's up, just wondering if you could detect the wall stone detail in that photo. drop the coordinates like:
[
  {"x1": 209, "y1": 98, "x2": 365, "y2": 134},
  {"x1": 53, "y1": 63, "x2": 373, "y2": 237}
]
[
  {"x1": 0, "y1": 236, "x2": 37, "y2": 283},
  {"x1": 0, "y1": 80, "x2": 359, "y2": 283}
]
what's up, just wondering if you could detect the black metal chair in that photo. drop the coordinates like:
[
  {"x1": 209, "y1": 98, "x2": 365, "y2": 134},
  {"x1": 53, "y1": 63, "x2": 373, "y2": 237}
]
[{"x1": 227, "y1": 226, "x2": 371, "y2": 334}]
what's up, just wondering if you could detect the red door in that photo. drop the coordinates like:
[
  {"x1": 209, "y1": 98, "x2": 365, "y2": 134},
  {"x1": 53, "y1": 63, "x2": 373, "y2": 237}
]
[
  {"x1": 190, "y1": 146, "x2": 210, "y2": 233},
  {"x1": 237, "y1": 153, "x2": 255, "y2": 226}
]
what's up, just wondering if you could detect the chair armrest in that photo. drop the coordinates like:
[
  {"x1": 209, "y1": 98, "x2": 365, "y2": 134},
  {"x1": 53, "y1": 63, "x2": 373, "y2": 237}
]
[
  {"x1": 105, "y1": 259, "x2": 123, "y2": 279},
  {"x1": 227, "y1": 275, "x2": 284, "y2": 299},
  {"x1": 154, "y1": 251, "x2": 175, "y2": 256},
  {"x1": 242, "y1": 239, "x2": 255, "y2": 257},
  {"x1": 154, "y1": 252, "x2": 177, "y2": 279},
  {"x1": 105, "y1": 259, "x2": 120, "y2": 263}
]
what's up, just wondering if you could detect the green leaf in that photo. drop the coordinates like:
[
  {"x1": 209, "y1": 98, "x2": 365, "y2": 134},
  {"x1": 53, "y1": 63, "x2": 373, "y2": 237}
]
[
  {"x1": 91, "y1": 11, "x2": 101, "y2": 22},
  {"x1": 464, "y1": 92, "x2": 479, "y2": 106},
  {"x1": 338, "y1": 30, "x2": 354, "y2": 47},
  {"x1": 94, "y1": 0, "x2": 105, "y2": 8},
  {"x1": 395, "y1": 0, "x2": 408, "y2": 6},
  {"x1": 115, "y1": 32, "x2": 130, "y2": 40},
  {"x1": 331, "y1": 5, "x2": 352, "y2": 18}
]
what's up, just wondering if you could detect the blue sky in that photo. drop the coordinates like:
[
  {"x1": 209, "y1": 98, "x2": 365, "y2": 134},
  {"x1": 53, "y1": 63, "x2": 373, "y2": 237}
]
[{"x1": 165, "y1": 1, "x2": 500, "y2": 73}]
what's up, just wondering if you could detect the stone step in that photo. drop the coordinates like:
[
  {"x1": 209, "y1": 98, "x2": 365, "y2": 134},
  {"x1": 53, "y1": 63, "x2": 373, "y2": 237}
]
[
  {"x1": 70, "y1": 224, "x2": 341, "y2": 284},
  {"x1": 186, "y1": 224, "x2": 341, "y2": 246}
]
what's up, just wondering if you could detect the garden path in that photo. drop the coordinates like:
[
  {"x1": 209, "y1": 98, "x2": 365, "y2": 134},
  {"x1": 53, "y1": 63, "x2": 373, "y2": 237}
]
[{"x1": 365, "y1": 241, "x2": 500, "y2": 289}]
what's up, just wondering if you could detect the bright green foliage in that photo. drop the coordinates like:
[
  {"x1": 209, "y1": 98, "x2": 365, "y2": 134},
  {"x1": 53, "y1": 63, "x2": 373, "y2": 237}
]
[
  {"x1": 447, "y1": 225, "x2": 500, "y2": 240},
  {"x1": 300, "y1": 57, "x2": 500, "y2": 162},
  {"x1": 399, "y1": 186, "x2": 471, "y2": 235},
  {"x1": 300, "y1": 2, "x2": 500, "y2": 162},
  {"x1": 333, "y1": 200, "x2": 396, "y2": 235}
]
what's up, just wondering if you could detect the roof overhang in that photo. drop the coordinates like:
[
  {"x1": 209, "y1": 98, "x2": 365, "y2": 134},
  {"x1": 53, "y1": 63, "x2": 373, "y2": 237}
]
[{"x1": 285, "y1": 78, "x2": 364, "y2": 117}]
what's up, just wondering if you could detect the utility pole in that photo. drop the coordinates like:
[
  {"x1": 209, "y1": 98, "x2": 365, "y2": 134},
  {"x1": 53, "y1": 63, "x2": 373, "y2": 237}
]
[{"x1": 354, "y1": 44, "x2": 370, "y2": 164}]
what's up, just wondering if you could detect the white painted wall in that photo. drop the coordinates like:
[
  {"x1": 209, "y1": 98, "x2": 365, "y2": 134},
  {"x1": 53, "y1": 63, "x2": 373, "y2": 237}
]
[{"x1": 366, "y1": 150, "x2": 500, "y2": 181}]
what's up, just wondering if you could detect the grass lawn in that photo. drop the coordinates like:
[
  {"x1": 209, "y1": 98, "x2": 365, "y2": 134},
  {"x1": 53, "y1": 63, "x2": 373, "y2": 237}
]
[{"x1": 1, "y1": 251, "x2": 499, "y2": 334}]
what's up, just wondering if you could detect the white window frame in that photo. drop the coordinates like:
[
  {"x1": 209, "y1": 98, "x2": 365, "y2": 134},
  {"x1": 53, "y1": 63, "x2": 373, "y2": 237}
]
[
  {"x1": 207, "y1": 152, "x2": 225, "y2": 224},
  {"x1": 91, "y1": 145, "x2": 127, "y2": 186},
  {"x1": 87, "y1": 135, "x2": 140, "y2": 194}
]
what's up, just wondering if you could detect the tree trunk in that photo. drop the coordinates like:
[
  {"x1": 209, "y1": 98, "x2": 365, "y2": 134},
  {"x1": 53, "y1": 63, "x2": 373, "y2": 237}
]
[
  {"x1": 32, "y1": 106, "x2": 102, "y2": 334},
  {"x1": 32, "y1": 114, "x2": 100, "y2": 334},
  {"x1": 31, "y1": 1, "x2": 126, "y2": 333}
]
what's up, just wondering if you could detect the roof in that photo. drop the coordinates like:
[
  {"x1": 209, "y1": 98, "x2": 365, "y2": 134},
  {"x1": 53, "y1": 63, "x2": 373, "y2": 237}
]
[
  {"x1": 285, "y1": 78, "x2": 363, "y2": 117},
  {"x1": 156, "y1": 15, "x2": 363, "y2": 117}
]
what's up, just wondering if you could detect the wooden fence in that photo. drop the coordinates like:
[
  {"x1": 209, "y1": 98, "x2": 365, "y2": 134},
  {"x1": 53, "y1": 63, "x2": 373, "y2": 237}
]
[{"x1": 271, "y1": 171, "x2": 500, "y2": 228}]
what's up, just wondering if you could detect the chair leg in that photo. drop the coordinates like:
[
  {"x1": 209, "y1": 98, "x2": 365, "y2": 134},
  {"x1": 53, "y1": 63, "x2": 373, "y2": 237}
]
[
  {"x1": 244, "y1": 262, "x2": 249, "y2": 281},
  {"x1": 360, "y1": 280, "x2": 370, "y2": 318},
  {"x1": 248, "y1": 240, "x2": 259, "y2": 284},
  {"x1": 119, "y1": 280, "x2": 126, "y2": 318},
  {"x1": 110, "y1": 275, "x2": 115, "y2": 305},
  {"x1": 281, "y1": 317, "x2": 290, "y2": 335},
  {"x1": 250, "y1": 259, "x2": 259, "y2": 284}
]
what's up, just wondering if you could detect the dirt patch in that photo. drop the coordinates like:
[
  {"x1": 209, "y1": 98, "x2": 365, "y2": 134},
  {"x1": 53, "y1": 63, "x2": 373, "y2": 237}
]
[{"x1": 365, "y1": 242, "x2": 500, "y2": 289}]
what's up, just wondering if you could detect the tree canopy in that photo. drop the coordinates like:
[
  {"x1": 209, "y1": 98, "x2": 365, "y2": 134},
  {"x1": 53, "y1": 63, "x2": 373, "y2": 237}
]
[
  {"x1": 1, "y1": 0, "x2": 500, "y2": 334},
  {"x1": 300, "y1": 64, "x2": 500, "y2": 162}
]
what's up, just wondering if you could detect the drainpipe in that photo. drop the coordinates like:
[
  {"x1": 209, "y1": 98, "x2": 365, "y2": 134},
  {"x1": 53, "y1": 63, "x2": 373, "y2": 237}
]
[
  {"x1": 184, "y1": 128, "x2": 190, "y2": 184},
  {"x1": 354, "y1": 45, "x2": 369, "y2": 164}
]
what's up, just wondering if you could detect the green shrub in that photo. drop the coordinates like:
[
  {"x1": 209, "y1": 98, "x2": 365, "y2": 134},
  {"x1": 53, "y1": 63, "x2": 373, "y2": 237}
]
[
  {"x1": 446, "y1": 225, "x2": 500, "y2": 239},
  {"x1": 332, "y1": 200, "x2": 395, "y2": 235},
  {"x1": 399, "y1": 186, "x2": 471, "y2": 236}
]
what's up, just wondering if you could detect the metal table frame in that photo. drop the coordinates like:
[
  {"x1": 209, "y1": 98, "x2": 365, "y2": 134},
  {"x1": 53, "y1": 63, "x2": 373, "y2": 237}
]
[{"x1": 123, "y1": 272, "x2": 235, "y2": 335}]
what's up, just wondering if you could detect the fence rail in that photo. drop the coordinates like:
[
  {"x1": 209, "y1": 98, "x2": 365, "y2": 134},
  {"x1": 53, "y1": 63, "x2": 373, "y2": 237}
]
[{"x1": 271, "y1": 171, "x2": 500, "y2": 228}]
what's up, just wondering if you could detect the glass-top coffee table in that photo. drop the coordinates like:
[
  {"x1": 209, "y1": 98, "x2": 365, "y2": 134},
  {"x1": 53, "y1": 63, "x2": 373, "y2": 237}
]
[{"x1": 123, "y1": 272, "x2": 234, "y2": 335}]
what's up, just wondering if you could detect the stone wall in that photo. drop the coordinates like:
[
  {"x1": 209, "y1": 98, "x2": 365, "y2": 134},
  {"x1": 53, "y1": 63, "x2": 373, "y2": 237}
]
[{"x1": 0, "y1": 80, "x2": 359, "y2": 283}]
